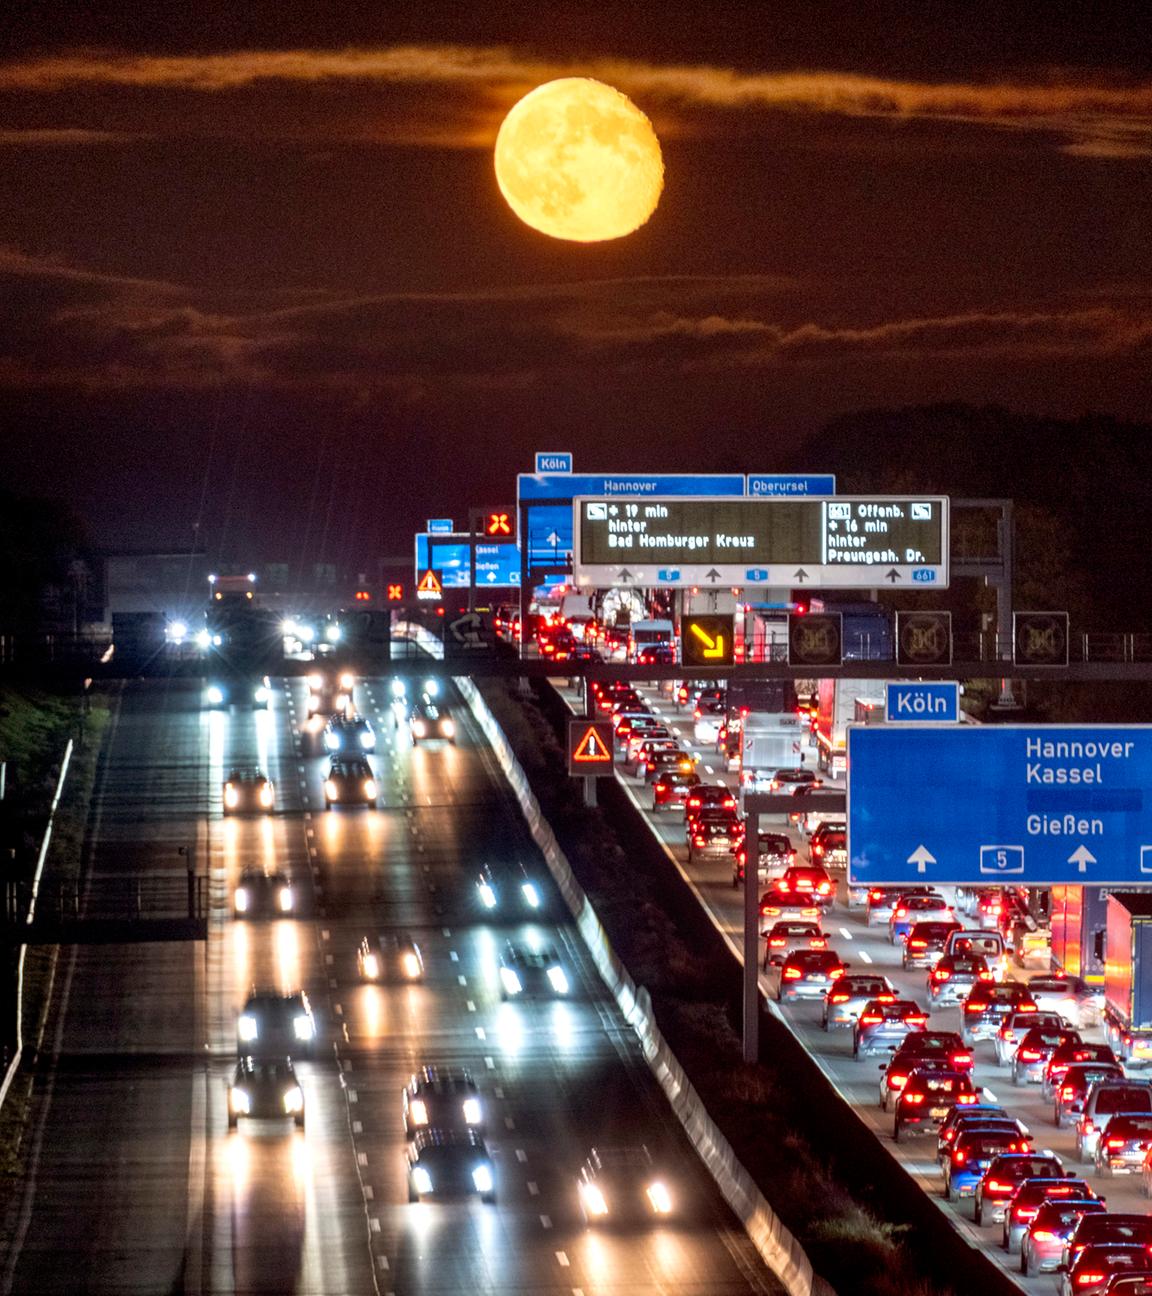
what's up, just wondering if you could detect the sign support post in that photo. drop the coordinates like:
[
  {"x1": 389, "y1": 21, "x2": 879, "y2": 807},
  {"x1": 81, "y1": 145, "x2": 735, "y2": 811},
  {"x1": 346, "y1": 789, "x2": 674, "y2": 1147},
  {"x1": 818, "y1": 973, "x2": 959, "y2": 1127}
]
[{"x1": 743, "y1": 806, "x2": 760, "y2": 1064}]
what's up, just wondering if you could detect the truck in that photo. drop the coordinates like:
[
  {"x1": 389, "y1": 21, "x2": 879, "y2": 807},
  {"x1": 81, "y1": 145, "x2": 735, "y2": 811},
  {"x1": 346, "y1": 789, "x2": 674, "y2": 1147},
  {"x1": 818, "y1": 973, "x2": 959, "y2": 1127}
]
[
  {"x1": 559, "y1": 593, "x2": 596, "y2": 642},
  {"x1": 627, "y1": 618, "x2": 675, "y2": 662},
  {"x1": 1050, "y1": 885, "x2": 1109, "y2": 983},
  {"x1": 738, "y1": 720, "x2": 808, "y2": 811},
  {"x1": 814, "y1": 677, "x2": 887, "y2": 777},
  {"x1": 1103, "y1": 892, "x2": 1152, "y2": 1064},
  {"x1": 724, "y1": 679, "x2": 800, "y2": 773}
]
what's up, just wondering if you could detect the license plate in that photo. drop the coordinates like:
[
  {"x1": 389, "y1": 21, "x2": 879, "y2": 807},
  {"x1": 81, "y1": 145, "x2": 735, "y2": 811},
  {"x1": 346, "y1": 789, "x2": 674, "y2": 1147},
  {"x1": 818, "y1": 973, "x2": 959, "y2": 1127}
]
[
  {"x1": 930, "y1": 1106, "x2": 949, "y2": 1118},
  {"x1": 1135, "y1": 1041, "x2": 1152, "y2": 1056},
  {"x1": 809, "y1": 975, "x2": 827, "y2": 983}
]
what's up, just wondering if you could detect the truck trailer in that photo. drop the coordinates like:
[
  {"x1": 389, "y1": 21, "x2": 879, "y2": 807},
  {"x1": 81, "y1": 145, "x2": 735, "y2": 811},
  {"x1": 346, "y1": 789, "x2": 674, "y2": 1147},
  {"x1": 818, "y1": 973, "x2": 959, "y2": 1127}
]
[{"x1": 1104, "y1": 892, "x2": 1152, "y2": 1064}]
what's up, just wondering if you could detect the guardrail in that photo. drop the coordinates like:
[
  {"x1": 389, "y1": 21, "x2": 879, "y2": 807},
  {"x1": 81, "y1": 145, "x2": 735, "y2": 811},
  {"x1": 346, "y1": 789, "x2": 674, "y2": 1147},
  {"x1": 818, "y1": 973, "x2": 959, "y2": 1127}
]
[
  {"x1": 0, "y1": 739, "x2": 73, "y2": 1111},
  {"x1": 454, "y1": 672, "x2": 835, "y2": 1296}
]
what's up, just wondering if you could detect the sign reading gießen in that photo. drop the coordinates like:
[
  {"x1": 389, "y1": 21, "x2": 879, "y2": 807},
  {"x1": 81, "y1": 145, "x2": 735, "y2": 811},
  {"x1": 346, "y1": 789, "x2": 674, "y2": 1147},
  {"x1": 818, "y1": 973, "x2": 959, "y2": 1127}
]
[{"x1": 572, "y1": 496, "x2": 948, "y2": 588}]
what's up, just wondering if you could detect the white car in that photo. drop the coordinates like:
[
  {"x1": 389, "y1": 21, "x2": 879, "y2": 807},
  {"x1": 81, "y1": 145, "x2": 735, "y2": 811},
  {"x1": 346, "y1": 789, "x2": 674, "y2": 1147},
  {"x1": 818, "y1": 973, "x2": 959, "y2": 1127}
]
[{"x1": 1026, "y1": 976, "x2": 1102, "y2": 1029}]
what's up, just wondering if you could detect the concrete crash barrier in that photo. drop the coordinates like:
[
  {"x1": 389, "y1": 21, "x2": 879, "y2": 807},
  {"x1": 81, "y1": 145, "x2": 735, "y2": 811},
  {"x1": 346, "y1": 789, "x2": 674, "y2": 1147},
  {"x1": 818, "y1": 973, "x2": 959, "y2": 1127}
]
[{"x1": 455, "y1": 675, "x2": 836, "y2": 1296}]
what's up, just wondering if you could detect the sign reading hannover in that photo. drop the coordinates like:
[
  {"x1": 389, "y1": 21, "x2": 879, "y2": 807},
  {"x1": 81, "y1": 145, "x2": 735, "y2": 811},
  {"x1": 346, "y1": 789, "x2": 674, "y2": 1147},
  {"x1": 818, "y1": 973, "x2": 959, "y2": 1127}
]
[
  {"x1": 572, "y1": 496, "x2": 948, "y2": 588},
  {"x1": 849, "y1": 724, "x2": 1152, "y2": 885}
]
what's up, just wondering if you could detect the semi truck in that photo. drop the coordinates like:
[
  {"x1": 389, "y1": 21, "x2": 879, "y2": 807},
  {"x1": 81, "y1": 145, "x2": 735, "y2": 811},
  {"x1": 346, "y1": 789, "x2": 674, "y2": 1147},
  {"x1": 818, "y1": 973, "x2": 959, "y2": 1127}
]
[
  {"x1": 814, "y1": 677, "x2": 887, "y2": 776},
  {"x1": 1050, "y1": 885, "x2": 1109, "y2": 984},
  {"x1": 722, "y1": 679, "x2": 799, "y2": 772},
  {"x1": 1103, "y1": 892, "x2": 1152, "y2": 1063}
]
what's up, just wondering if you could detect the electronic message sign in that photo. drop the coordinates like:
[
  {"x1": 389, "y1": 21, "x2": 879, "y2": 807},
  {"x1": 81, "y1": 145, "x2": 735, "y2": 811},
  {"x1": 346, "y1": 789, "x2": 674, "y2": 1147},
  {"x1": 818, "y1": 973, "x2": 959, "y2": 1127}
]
[{"x1": 572, "y1": 496, "x2": 948, "y2": 588}]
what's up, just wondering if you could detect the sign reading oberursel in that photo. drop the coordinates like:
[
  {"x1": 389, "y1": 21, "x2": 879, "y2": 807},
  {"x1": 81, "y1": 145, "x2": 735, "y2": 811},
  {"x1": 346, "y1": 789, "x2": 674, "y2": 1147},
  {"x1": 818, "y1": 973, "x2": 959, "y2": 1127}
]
[{"x1": 571, "y1": 496, "x2": 949, "y2": 589}]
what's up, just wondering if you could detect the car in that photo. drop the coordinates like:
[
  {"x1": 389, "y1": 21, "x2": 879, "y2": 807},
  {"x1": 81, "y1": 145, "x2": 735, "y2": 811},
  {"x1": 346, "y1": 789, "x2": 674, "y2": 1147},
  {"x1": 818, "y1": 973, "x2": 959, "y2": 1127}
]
[
  {"x1": 324, "y1": 756, "x2": 377, "y2": 808},
  {"x1": 808, "y1": 822, "x2": 846, "y2": 870},
  {"x1": 1021, "y1": 1199, "x2": 1108, "y2": 1276},
  {"x1": 1028, "y1": 975, "x2": 1104, "y2": 1029},
  {"x1": 324, "y1": 712, "x2": 377, "y2": 753},
  {"x1": 406, "y1": 1129, "x2": 495, "y2": 1203},
  {"x1": 1096, "y1": 1113, "x2": 1152, "y2": 1176},
  {"x1": 402, "y1": 1067, "x2": 484, "y2": 1137},
  {"x1": 733, "y1": 831, "x2": 797, "y2": 887},
  {"x1": 693, "y1": 700, "x2": 727, "y2": 744},
  {"x1": 943, "y1": 928, "x2": 1009, "y2": 978},
  {"x1": 853, "y1": 999, "x2": 928, "y2": 1058},
  {"x1": 1011, "y1": 1025, "x2": 1082, "y2": 1085},
  {"x1": 237, "y1": 990, "x2": 315, "y2": 1056},
  {"x1": 937, "y1": 1104, "x2": 1028, "y2": 1162},
  {"x1": 889, "y1": 893, "x2": 953, "y2": 944},
  {"x1": 1045, "y1": 1041, "x2": 1121, "y2": 1101},
  {"x1": 576, "y1": 1144, "x2": 675, "y2": 1221},
  {"x1": 684, "y1": 783, "x2": 738, "y2": 821},
  {"x1": 642, "y1": 749, "x2": 695, "y2": 783},
  {"x1": 635, "y1": 642, "x2": 676, "y2": 666},
  {"x1": 1077, "y1": 1082, "x2": 1152, "y2": 1162},
  {"x1": 627, "y1": 728, "x2": 673, "y2": 766},
  {"x1": 1101, "y1": 1274, "x2": 1152, "y2": 1295},
  {"x1": 943, "y1": 1128, "x2": 1033, "y2": 1200},
  {"x1": 1067, "y1": 1217, "x2": 1152, "y2": 1271},
  {"x1": 499, "y1": 942, "x2": 570, "y2": 998},
  {"x1": 759, "y1": 889, "x2": 822, "y2": 926},
  {"x1": 475, "y1": 864, "x2": 545, "y2": 912},
  {"x1": 222, "y1": 767, "x2": 275, "y2": 814},
  {"x1": 763, "y1": 920, "x2": 826, "y2": 968},
  {"x1": 409, "y1": 696, "x2": 456, "y2": 744},
  {"x1": 893, "y1": 1067, "x2": 978, "y2": 1141},
  {"x1": 771, "y1": 864, "x2": 836, "y2": 907},
  {"x1": 974, "y1": 1151, "x2": 1066, "y2": 1226},
  {"x1": 227, "y1": 1056, "x2": 305, "y2": 1129},
  {"x1": 960, "y1": 981, "x2": 1038, "y2": 1045},
  {"x1": 1063, "y1": 1245, "x2": 1152, "y2": 1296},
  {"x1": 880, "y1": 1032, "x2": 973, "y2": 1109},
  {"x1": 653, "y1": 768, "x2": 701, "y2": 811},
  {"x1": 614, "y1": 714, "x2": 662, "y2": 747},
  {"x1": 928, "y1": 953, "x2": 994, "y2": 1006},
  {"x1": 768, "y1": 767, "x2": 822, "y2": 793},
  {"x1": 864, "y1": 884, "x2": 936, "y2": 927},
  {"x1": 204, "y1": 676, "x2": 271, "y2": 710},
  {"x1": 1055, "y1": 1061, "x2": 1128, "y2": 1128},
  {"x1": 538, "y1": 625, "x2": 577, "y2": 661},
  {"x1": 902, "y1": 920, "x2": 963, "y2": 970},
  {"x1": 358, "y1": 933, "x2": 423, "y2": 981},
  {"x1": 688, "y1": 816, "x2": 743, "y2": 862},
  {"x1": 823, "y1": 975, "x2": 897, "y2": 1030},
  {"x1": 233, "y1": 866, "x2": 294, "y2": 918},
  {"x1": 777, "y1": 949, "x2": 846, "y2": 1003},
  {"x1": 996, "y1": 1009, "x2": 1067, "y2": 1066},
  {"x1": 306, "y1": 670, "x2": 354, "y2": 717},
  {"x1": 1001, "y1": 1176, "x2": 1096, "y2": 1253}
]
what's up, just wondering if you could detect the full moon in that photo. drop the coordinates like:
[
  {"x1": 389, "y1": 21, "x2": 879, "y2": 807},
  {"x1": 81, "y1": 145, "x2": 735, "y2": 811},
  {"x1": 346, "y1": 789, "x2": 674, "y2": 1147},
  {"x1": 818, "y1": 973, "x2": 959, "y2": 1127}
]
[{"x1": 494, "y1": 78, "x2": 664, "y2": 243}]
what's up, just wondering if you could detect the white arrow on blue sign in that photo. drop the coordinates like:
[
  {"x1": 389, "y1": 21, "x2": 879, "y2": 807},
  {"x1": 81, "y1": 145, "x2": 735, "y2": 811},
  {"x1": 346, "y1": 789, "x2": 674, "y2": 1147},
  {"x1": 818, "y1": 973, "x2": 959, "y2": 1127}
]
[{"x1": 849, "y1": 724, "x2": 1152, "y2": 885}]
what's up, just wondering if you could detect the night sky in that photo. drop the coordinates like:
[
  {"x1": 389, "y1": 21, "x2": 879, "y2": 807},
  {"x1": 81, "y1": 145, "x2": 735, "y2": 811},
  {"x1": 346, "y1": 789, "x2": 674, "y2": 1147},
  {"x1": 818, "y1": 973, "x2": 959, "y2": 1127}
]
[{"x1": 1, "y1": 3, "x2": 1150, "y2": 570}]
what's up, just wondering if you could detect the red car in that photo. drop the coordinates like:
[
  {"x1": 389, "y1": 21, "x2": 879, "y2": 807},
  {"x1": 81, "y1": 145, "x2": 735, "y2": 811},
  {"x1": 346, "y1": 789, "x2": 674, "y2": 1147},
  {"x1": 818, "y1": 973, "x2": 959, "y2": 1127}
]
[{"x1": 652, "y1": 769, "x2": 701, "y2": 811}]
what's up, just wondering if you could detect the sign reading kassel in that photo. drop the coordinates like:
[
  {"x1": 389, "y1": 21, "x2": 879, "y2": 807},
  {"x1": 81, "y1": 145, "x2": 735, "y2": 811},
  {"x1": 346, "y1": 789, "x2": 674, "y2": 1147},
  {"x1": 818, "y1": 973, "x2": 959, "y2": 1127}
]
[{"x1": 571, "y1": 496, "x2": 949, "y2": 588}]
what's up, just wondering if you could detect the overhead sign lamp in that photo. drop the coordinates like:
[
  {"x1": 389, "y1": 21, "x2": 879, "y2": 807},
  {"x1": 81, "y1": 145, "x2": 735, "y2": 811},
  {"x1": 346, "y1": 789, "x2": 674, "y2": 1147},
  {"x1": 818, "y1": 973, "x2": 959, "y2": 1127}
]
[{"x1": 387, "y1": 584, "x2": 404, "y2": 602}]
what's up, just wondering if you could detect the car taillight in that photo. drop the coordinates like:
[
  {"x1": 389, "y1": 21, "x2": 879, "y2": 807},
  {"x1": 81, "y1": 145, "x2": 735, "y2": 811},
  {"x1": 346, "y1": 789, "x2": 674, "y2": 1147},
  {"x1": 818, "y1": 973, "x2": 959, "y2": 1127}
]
[
  {"x1": 812, "y1": 937, "x2": 827, "y2": 949},
  {"x1": 964, "y1": 1002, "x2": 984, "y2": 1012},
  {"x1": 783, "y1": 967, "x2": 802, "y2": 979},
  {"x1": 860, "y1": 1014, "x2": 882, "y2": 1024},
  {"x1": 907, "y1": 1014, "x2": 928, "y2": 1026},
  {"x1": 830, "y1": 967, "x2": 845, "y2": 979},
  {"x1": 769, "y1": 938, "x2": 787, "y2": 947},
  {"x1": 813, "y1": 843, "x2": 824, "y2": 856},
  {"x1": 909, "y1": 939, "x2": 927, "y2": 949},
  {"x1": 902, "y1": 1092, "x2": 925, "y2": 1105},
  {"x1": 951, "y1": 1052, "x2": 973, "y2": 1067},
  {"x1": 1076, "y1": 1275, "x2": 1105, "y2": 1287},
  {"x1": 655, "y1": 783, "x2": 667, "y2": 793},
  {"x1": 978, "y1": 971, "x2": 995, "y2": 980},
  {"x1": 1015, "y1": 1206, "x2": 1039, "y2": 1221},
  {"x1": 986, "y1": 1180, "x2": 1012, "y2": 1194},
  {"x1": 1020, "y1": 1049, "x2": 1041, "y2": 1061},
  {"x1": 869, "y1": 890, "x2": 883, "y2": 900},
  {"x1": 1031, "y1": 1230, "x2": 1058, "y2": 1242},
  {"x1": 934, "y1": 970, "x2": 951, "y2": 981},
  {"x1": 760, "y1": 904, "x2": 772, "y2": 916},
  {"x1": 694, "y1": 837, "x2": 706, "y2": 846},
  {"x1": 1062, "y1": 1085, "x2": 1075, "y2": 1100},
  {"x1": 957, "y1": 1094, "x2": 978, "y2": 1104},
  {"x1": 829, "y1": 993, "x2": 850, "y2": 1003},
  {"x1": 877, "y1": 994, "x2": 896, "y2": 1003},
  {"x1": 895, "y1": 907, "x2": 906, "y2": 918},
  {"x1": 1082, "y1": 1120, "x2": 1095, "y2": 1133},
  {"x1": 889, "y1": 1073, "x2": 908, "y2": 1089},
  {"x1": 1019, "y1": 1003, "x2": 1037, "y2": 1012},
  {"x1": 1107, "y1": 1137, "x2": 1127, "y2": 1148},
  {"x1": 952, "y1": 1149, "x2": 966, "y2": 1164}
]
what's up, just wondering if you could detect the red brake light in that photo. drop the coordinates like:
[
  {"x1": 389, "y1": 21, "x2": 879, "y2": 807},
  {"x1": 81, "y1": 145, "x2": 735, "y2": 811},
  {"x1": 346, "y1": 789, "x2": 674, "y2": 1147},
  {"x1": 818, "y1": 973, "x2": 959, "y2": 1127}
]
[
  {"x1": 1076, "y1": 1276, "x2": 1105, "y2": 1287},
  {"x1": 957, "y1": 1094, "x2": 978, "y2": 1104},
  {"x1": 1020, "y1": 1049, "x2": 1041, "y2": 1060},
  {"x1": 694, "y1": 836, "x2": 706, "y2": 846},
  {"x1": 902, "y1": 1092, "x2": 925, "y2": 1105},
  {"x1": 829, "y1": 992, "x2": 850, "y2": 1003},
  {"x1": 889, "y1": 1073, "x2": 908, "y2": 1089},
  {"x1": 964, "y1": 1002, "x2": 983, "y2": 1012},
  {"x1": 951, "y1": 1052, "x2": 973, "y2": 1067},
  {"x1": 952, "y1": 1149, "x2": 966, "y2": 1164},
  {"x1": 1107, "y1": 1137, "x2": 1126, "y2": 1148},
  {"x1": 1015, "y1": 1206, "x2": 1038, "y2": 1221},
  {"x1": 783, "y1": 967, "x2": 802, "y2": 979},
  {"x1": 877, "y1": 994, "x2": 896, "y2": 1003},
  {"x1": 813, "y1": 843, "x2": 824, "y2": 856},
  {"x1": 1032, "y1": 1230, "x2": 1058, "y2": 1242},
  {"x1": 1061, "y1": 1085, "x2": 1075, "y2": 1100},
  {"x1": 812, "y1": 937, "x2": 827, "y2": 949},
  {"x1": 986, "y1": 1180, "x2": 1012, "y2": 1194},
  {"x1": 830, "y1": 967, "x2": 845, "y2": 979},
  {"x1": 908, "y1": 939, "x2": 927, "y2": 948},
  {"x1": 860, "y1": 1014, "x2": 882, "y2": 1024},
  {"x1": 907, "y1": 1014, "x2": 928, "y2": 1025},
  {"x1": 895, "y1": 907, "x2": 907, "y2": 917},
  {"x1": 934, "y1": 970, "x2": 951, "y2": 981}
]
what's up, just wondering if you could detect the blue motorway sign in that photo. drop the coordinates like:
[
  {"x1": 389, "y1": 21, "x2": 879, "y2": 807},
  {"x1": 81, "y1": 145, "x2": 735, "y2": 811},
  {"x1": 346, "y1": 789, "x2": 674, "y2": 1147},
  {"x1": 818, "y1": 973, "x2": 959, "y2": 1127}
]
[
  {"x1": 885, "y1": 681, "x2": 959, "y2": 724},
  {"x1": 414, "y1": 535, "x2": 520, "y2": 587},
  {"x1": 849, "y1": 725, "x2": 1152, "y2": 885},
  {"x1": 427, "y1": 518, "x2": 454, "y2": 534},
  {"x1": 535, "y1": 451, "x2": 572, "y2": 473},
  {"x1": 747, "y1": 474, "x2": 836, "y2": 496}
]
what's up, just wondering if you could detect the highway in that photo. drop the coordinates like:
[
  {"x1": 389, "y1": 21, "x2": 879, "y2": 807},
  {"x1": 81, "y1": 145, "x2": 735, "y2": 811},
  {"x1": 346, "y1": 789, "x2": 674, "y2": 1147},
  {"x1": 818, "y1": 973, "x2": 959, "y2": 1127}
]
[
  {"x1": 0, "y1": 675, "x2": 783, "y2": 1295},
  {"x1": 554, "y1": 676, "x2": 1151, "y2": 1294}
]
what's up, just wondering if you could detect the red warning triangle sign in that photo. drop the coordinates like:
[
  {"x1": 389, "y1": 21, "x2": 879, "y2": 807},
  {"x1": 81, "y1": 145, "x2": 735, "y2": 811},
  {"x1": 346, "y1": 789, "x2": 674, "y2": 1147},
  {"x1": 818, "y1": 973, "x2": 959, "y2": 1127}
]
[
  {"x1": 572, "y1": 725, "x2": 612, "y2": 763},
  {"x1": 416, "y1": 568, "x2": 442, "y2": 599}
]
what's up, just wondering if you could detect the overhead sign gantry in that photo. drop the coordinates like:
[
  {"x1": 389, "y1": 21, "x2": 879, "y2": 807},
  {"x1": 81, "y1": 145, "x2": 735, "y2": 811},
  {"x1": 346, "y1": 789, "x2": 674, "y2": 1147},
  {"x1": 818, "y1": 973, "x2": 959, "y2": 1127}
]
[{"x1": 571, "y1": 495, "x2": 949, "y2": 589}]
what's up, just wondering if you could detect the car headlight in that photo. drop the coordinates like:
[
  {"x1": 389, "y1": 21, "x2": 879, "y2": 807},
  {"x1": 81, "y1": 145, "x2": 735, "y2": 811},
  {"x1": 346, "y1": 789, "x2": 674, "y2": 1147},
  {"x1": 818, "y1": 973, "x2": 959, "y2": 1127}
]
[
  {"x1": 298, "y1": 625, "x2": 315, "y2": 643},
  {"x1": 478, "y1": 880, "x2": 497, "y2": 909},
  {"x1": 581, "y1": 1182, "x2": 609, "y2": 1216},
  {"x1": 206, "y1": 686, "x2": 225, "y2": 706},
  {"x1": 293, "y1": 1014, "x2": 314, "y2": 1040},
  {"x1": 253, "y1": 686, "x2": 269, "y2": 703},
  {"x1": 401, "y1": 950, "x2": 423, "y2": 979},
  {"x1": 462, "y1": 1098, "x2": 482, "y2": 1126},
  {"x1": 308, "y1": 694, "x2": 321, "y2": 714},
  {"x1": 283, "y1": 1086, "x2": 304, "y2": 1114},
  {"x1": 440, "y1": 718, "x2": 455, "y2": 737},
  {"x1": 408, "y1": 1099, "x2": 429, "y2": 1127},
  {"x1": 646, "y1": 1181, "x2": 673, "y2": 1214},
  {"x1": 195, "y1": 629, "x2": 212, "y2": 650},
  {"x1": 391, "y1": 680, "x2": 407, "y2": 698},
  {"x1": 325, "y1": 779, "x2": 338, "y2": 801},
  {"x1": 230, "y1": 1087, "x2": 251, "y2": 1114},
  {"x1": 361, "y1": 952, "x2": 380, "y2": 980},
  {"x1": 521, "y1": 882, "x2": 540, "y2": 909},
  {"x1": 224, "y1": 785, "x2": 240, "y2": 808},
  {"x1": 339, "y1": 672, "x2": 355, "y2": 690},
  {"x1": 335, "y1": 693, "x2": 349, "y2": 711},
  {"x1": 411, "y1": 719, "x2": 427, "y2": 737},
  {"x1": 279, "y1": 887, "x2": 294, "y2": 912},
  {"x1": 547, "y1": 966, "x2": 569, "y2": 995},
  {"x1": 212, "y1": 634, "x2": 222, "y2": 646},
  {"x1": 308, "y1": 673, "x2": 323, "y2": 688},
  {"x1": 360, "y1": 731, "x2": 375, "y2": 749},
  {"x1": 500, "y1": 967, "x2": 523, "y2": 996},
  {"x1": 363, "y1": 779, "x2": 377, "y2": 800},
  {"x1": 423, "y1": 679, "x2": 439, "y2": 697},
  {"x1": 234, "y1": 888, "x2": 249, "y2": 913},
  {"x1": 325, "y1": 624, "x2": 341, "y2": 642},
  {"x1": 167, "y1": 619, "x2": 187, "y2": 644},
  {"x1": 282, "y1": 619, "x2": 297, "y2": 637},
  {"x1": 472, "y1": 1164, "x2": 493, "y2": 1194},
  {"x1": 412, "y1": 1166, "x2": 433, "y2": 1195},
  {"x1": 323, "y1": 732, "x2": 339, "y2": 750},
  {"x1": 238, "y1": 1015, "x2": 257, "y2": 1041},
  {"x1": 259, "y1": 784, "x2": 274, "y2": 807}
]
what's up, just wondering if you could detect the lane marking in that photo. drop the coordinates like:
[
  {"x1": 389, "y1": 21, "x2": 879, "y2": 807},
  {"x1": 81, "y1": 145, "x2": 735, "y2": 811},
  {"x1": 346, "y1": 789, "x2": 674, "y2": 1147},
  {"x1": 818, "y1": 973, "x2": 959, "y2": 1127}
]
[
  {"x1": 540, "y1": 1214, "x2": 553, "y2": 1229},
  {"x1": 377, "y1": 1256, "x2": 390, "y2": 1271},
  {"x1": 450, "y1": 951, "x2": 460, "y2": 962},
  {"x1": 493, "y1": 1086, "x2": 504, "y2": 1098},
  {"x1": 504, "y1": 1116, "x2": 515, "y2": 1129},
  {"x1": 334, "y1": 1003, "x2": 343, "y2": 1016},
  {"x1": 466, "y1": 1000, "x2": 476, "y2": 1012},
  {"x1": 322, "y1": 930, "x2": 330, "y2": 941},
  {"x1": 475, "y1": 1027, "x2": 486, "y2": 1040},
  {"x1": 358, "y1": 1152, "x2": 368, "y2": 1166},
  {"x1": 484, "y1": 1056, "x2": 495, "y2": 1069},
  {"x1": 555, "y1": 1252, "x2": 570, "y2": 1268},
  {"x1": 858, "y1": 950, "x2": 874, "y2": 964},
  {"x1": 515, "y1": 1149, "x2": 527, "y2": 1162},
  {"x1": 457, "y1": 975, "x2": 467, "y2": 986},
  {"x1": 369, "y1": 1217, "x2": 380, "y2": 1233},
  {"x1": 527, "y1": 1181, "x2": 539, "y2": 1196},
  {"x1": 348, "y1": 1089, "x2": 358, "y2": 1103},
  {"x1": 353, "y1": 1120, "x2": 363, "y2": 1134},
  {"x1": 840, "y1": 928, "x2": 853, "y2": 941},
  {"x1": 363, "y1": 1185, "x2": 374, "y2": 1200},
  {"x1": 704, "y1": 764, "x2": 715, "y2": 774}
]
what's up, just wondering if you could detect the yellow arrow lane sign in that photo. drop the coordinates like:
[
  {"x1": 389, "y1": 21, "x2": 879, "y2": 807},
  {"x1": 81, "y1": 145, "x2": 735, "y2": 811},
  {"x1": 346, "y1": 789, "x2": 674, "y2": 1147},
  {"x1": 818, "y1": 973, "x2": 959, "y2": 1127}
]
[{"x1": 689, "y1": 622, "x2": 726, "y2": 659}]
